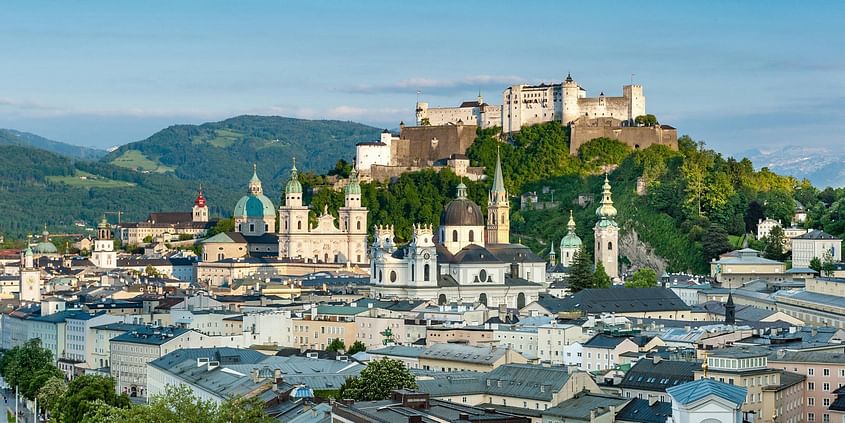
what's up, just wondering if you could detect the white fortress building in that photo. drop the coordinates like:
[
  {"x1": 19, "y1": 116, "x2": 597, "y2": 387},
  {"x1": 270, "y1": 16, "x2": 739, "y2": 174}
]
[
  {"x1": 415, "y1": 93, "x2": 502, "y2": 128},
  {"x1": 369, "y1": 153, "x2": 546, "y2": 308},
  {"x1": 414, "y1": 74, "x2": 646, "y2": 134}
]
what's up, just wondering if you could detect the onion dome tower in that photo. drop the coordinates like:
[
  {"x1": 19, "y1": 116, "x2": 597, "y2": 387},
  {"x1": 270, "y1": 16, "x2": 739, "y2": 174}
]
[
  {"x1": 560, "y1": 210, "x2": 583, "y2": 267},
  {"x1": 594, "y1": 174, "x2": 619, "y2": 279}
]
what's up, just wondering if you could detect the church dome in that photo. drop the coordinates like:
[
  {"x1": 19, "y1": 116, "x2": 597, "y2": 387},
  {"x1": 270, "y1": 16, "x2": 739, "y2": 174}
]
[
  {"x1": 560, "y1": 233, "x2": 582, "y2": 249},
  {"x1": 233, "y1": 194, "x2": 276, "y2": 219},
  {"x1": 440, "y1": 183, "x2": 483, "y2": 226},
  {"x1": 344, "y1": 168, "x2": 361, "y2": 196},
  {"x1": 34, "y1": 241, "x2": 58, "y2": 254}
]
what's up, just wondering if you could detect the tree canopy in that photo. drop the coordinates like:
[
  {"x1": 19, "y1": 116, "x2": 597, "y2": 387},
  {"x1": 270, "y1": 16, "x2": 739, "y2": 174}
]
[
  {"x1": 625, "y1": 268, "x2": 658, "y2": 288},
  {"x1": 337, "y1": 358, "x2": 417, "y2": 401}
]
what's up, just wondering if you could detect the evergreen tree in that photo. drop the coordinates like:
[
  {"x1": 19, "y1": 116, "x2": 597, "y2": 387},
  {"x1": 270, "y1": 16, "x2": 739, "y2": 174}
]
[
  {"x1": 702, "y1": 224, "x2": 732, "y2": 262},
  {"x1": 762, "y1": 226, "x2": 786, "y2": 261},
  {"x1": 566, "y1": 249, "x2": 595, "y2": 293},
  {"x1": 822, "y1": 250, "x2": 835, "y2": 277},
  {"x1": 347, "y1": 341, "x2": 367, "y2": 355},
  {"x1": 326, "y1": 338, "x2": 346, "y2": 353},
  {"x1": 593, "y1": 262, "x2": 612, "y2": 288}
]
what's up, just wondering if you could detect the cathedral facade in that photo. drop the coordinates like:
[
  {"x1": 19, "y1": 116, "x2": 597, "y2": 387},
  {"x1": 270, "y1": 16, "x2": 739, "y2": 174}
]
[
  {"x1": 369, "y1": 153, "x2": 546, "y2": 309},
  {"x1": 277, "y1": 162, "x2": 369, "y2": 265}
]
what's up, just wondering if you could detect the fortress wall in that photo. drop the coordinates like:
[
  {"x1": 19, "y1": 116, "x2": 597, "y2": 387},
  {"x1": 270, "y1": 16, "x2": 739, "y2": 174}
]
[{"x1": 570, "y1": 125, "x2": 678, "y2": 155}]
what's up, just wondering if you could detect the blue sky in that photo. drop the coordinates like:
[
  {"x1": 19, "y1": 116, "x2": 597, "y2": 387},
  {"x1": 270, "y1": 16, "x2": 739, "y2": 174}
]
[{"x1": 1, "y1": 1, "x2": 844, "y2": 154}]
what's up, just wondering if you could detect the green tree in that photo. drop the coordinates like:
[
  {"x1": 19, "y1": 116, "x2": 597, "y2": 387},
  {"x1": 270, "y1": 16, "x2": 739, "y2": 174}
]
[
  {"x1": 579, "y1": 137, "x2": 632, "y2": 168},
  {"x1": 82, "y1": 385, "x2": 273, "y2": 423},
  {"x1": 634, "y1": 114, "x2": 658, "y2": 126},
  {"x1": 206, "y1": 218, "x2": 235, "y2": 237},
  {"x1": 701, "y1": 224, "x2": 732, "y2": 262},
  {"x1": 0, "y1": 339, "x2": 57, "y2": 400},
  {"x1": 420, "y1": 118, "x2": 430, "y2": 126},
  {"x1": 144, "y1": 265, "x2": 160, "y2": 277},
  {"x1": 762, "y1": 226, "x2": 786, "y2": 261},
  {"x1": 142, "y1": 235, "x2": 154, "y2": 243},
  {"x1": 338, "y1": 358, "x2": 417, "y2": 401},
  {"x1": 625, "y1": 268, "x2": 658, "y2": 288},
  {"x1": 809, "y1": 256, "x2": 822, "y2": 273},
  {"x1": 326, "y1": 338, "x2": 346, "y2": 353},
  {"x1": 566, "y1": 249, "x2": 594, "y2": 293},
  {"x1": 822, "y1": 250, "x2": 835, "y2": 277},
  {"x1": 37, "y1": 376, "x2": 68, "y2": 419},
  {"x1": 58, "y1": 374, "x2": 131, "y2": 423},
  {"x1": 328, "y1": 159, "x2": 353, "y2": 178},
  {"x1": 592, "y1": 262, "x2": 612, "y2": 288},
  {"x1": 347, "y1": 340, "x2": 367, "y2": 355},
  {"x1": 24, "y1": 365, "x2": 64, "y2": 401}
]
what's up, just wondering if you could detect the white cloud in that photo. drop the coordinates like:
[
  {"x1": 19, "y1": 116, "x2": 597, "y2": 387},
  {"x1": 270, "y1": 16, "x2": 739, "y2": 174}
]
[{"x1": 343, "y1": 74, "x2": 525, "y2": 95}]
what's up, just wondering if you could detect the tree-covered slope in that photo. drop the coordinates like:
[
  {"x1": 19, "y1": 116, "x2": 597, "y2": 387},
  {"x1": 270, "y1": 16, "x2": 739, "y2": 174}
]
[
  {"x1": 0, "y1": 128, "x2": 106, "y2": 160},
  {"x1": 102, "y1": 115, "x2": 382, "y2": 194},
  {"x1": 0, "y1": 145, "x2": 201, "y2": 237}
]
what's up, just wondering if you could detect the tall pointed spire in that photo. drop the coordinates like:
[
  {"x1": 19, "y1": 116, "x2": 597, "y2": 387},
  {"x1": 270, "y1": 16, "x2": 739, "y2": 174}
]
[
  {"x1": 595, "y1": 173, "x2": 617, "y2": 223},
  {"x1": 567, "y1": 210, "x2": 576, "y2": 232},
  {"x1": 492, "y1": 146, "x2": 506, "y2": 195}
]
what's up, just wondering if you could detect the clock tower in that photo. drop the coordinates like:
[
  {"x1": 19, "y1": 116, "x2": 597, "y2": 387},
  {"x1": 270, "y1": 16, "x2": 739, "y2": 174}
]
[{"x1": 410, "y1": 224, "x2": 437, "y2": 287}]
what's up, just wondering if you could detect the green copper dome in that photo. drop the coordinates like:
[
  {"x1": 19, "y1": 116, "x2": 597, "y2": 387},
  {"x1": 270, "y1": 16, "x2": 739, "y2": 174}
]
[
  {"x1": 285, "y1": 159, "x2": 303, "y2": 194},
  {"x1": 233, "y1": 194, "x2": 276, "y2": 219},
  {"x1": 344, "y1": 168, "x2": 361, "y2": 196},
  {"x1": 34, "y1": 241, "x2": 58, "y2": 254}
]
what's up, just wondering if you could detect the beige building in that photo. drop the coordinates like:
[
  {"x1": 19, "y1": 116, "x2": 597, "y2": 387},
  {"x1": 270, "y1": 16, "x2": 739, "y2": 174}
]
[
  {"x1": 580, "y1": 335, "x2": 639, "y2": 372},
  {"x1": 418, "y1": 343, "x2": 529, "y2": 373},
  {"x1": 415, "y1": 94, "x2": 501, "y2": 128},
  {"x1": 774, "y1": 277, "x2": 845, "y2": 329},
  {"x1": 291, "y1": 305, "x2": 366, "y2": 351},
  {"x1": 710, "y1": 248, "x2": 786, "y2": 288},
  {"x1": 119, "y1": 189, "x2": 213, "y2": 245},
  {"x1": 697, "y1": 346, "x2": 805, "y2": 423},
  {"x1": 792, "y1": 230, "x2": 842, "y2": 268},
  {"x1": 417, "y1": 364, "x2": 603, "y2": 417},
  {"x1": 426, "y1": 325, "x2": 495, "y2": 346}
]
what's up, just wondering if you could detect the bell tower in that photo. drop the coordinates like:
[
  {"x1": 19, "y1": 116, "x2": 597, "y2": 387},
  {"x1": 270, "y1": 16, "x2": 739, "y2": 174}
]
[
  {"x1": 92, "y1": 216, "x2": 117, "y2": 269},
  {"x1": 338, "y1": 167, "x2": 369, "y2": 264},
  {"x1": 594, "y1": 174, "x2": 619, "y2": 279},
  {"x1": 19, "y1": 245, "x2": 41, "y2": 303},
  {"x1": 486, "y1": 149, "x2": 510, "y2": 245},
  {"x1": 192, "y1": 186, "x2": 209, "y2": 222}
]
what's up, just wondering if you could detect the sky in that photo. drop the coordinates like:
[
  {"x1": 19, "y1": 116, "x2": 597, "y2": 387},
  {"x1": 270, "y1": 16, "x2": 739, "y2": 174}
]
[{"x1": 1, "y1": 1, "x2": 844, "y2": 154}]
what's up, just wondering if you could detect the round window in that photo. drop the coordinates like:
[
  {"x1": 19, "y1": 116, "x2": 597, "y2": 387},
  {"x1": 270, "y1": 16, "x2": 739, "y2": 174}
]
[
  {"x1": 479, "y1": 269, "x2": 487, "y2": 282},
  {"x1": 390, "y1": 271, "x2": 397, "y2": 282}
]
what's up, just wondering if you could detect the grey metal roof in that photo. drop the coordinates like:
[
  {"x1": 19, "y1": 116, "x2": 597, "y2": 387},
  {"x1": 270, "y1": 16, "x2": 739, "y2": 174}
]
[
  {"x1": 542, "y1": 393, "x2": 628, "y2": 419},
  {"x1": 111, "y1": 326, "x2": 190, "y2": 345},
  {"x1": 618, "y1": 359, "x2": 700, "y2": 392},
  {"x1": 768, "y1": 349, "x2": 845, "y2": 364},
  {"x1": 419, "y1": 343, "x2": 508, "y2": 365},
  {"x1": 417, "y1": 364, "x2": 575, "y2": 402},
  {"x1": 537, "y1": 288, "x2": 689, "y2": 314},
  {"x1": 615, "y1": 398, "x2": 673, "y2": 423},
  {"x1": 583, "y1": 334, "x2": 631, "y2": 349},
  {"x1": 707, "y1": 345, "x2": 771, "y2": 359},
  {"x1": 793, "y1": 229, "x2": 839, "y2": 240}
]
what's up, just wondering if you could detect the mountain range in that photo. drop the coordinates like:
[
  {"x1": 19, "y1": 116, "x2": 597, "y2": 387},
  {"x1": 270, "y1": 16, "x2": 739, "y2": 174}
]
[
  {"x1": 0, "y1": 128, "x2": 107, "y2": 160},
  {"x1": 742, "y1": 146, "x2": 845, "y2": 188}
]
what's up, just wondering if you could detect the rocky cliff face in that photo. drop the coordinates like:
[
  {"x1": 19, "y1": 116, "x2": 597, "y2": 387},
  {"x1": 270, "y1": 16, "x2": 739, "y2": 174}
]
[{"x1": 619, "y1": 227, "x2": 668, "y2": 278}]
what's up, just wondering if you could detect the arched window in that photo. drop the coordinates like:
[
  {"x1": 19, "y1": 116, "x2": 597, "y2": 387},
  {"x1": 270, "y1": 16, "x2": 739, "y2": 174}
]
[
  {"x1": 249, "y1": 223, "x2": 255, "y2": 233},
  {"x1": 438, "y1": 294, "x2": 447, "y2": 305},
  {"x1": 452, "y1": 230, "x2": 458, "y2": 242},
  {"x1": 297, "y1": 221, "x2": 302, "y2": 230},
  {"x1": 411, "y1": 264, "x2": 415, "y2": 281},
  {"x1": 607, "y1": 241, "x2": 613, "y2": 251},
  {"x1": 389, "y1": 271, "x2": 397, "y2": 282},
  {"x1": 356, "y1": 221, "x2": 361, "y2": 230},
  {"x1": 469, "y1": 230, "x2": 475, "y2": 243},
  {"x1": 424, "y1": 264, "x2": 430, "y2": 281},
  {"x1": 479, "y1": 293, "x2": 488, "y2": 306},
  {"x1": 517, "y1": 293, "x2": 526, "y2": 309},
  {"x1": 378, "y1": 270, "x2": 383, "y2": 282},
  {"x1": 264, "y1": 224, "x2": 269, "y2": 232},
  {"x1": 284, "y1": 221, "x2": 288, "y2": 230},
  {"x1": 492, "y1": 214, "x2": 497, "y2": 225}
]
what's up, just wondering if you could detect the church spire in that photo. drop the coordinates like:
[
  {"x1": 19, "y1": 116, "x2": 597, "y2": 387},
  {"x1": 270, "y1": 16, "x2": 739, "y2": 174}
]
[
  {"x1": 567, "y1": 210, "x2": 576, "y2": 232},
  {"x1": 285, "y1": 158, "x2": 303, "y2": 194},
  {"x1": 248, "y1": 163, "x2": 263, "y2": 195},
  {"x1": 595, "y1": 173, "x2": 617, "y2": 224},
  {"x1": 492, "y1": 146, "x2": 506, "y2": 195},
  {"x1": 725, "y1": 292, "x2": 736, "y2": 325}
]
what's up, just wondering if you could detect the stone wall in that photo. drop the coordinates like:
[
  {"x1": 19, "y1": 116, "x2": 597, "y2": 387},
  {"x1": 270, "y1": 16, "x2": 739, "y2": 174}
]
[
  {"x1": 569, "y1": 117, "x2": 677, "y2": 155},
  {"x1": 392, "y1": 124, "x2": 477, "y2": 166}
]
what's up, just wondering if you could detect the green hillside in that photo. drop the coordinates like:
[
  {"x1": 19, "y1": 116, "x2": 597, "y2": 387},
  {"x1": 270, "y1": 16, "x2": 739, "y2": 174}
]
[
  {"x1": 0, "y1": 128, "x2": 106, "y2": 160},
  {"x1": 103, "y1": 115, "x2": 382, "y2": 197},
  {"x1": 0, "y1": 145, "x2": 202, "y2": 237}
]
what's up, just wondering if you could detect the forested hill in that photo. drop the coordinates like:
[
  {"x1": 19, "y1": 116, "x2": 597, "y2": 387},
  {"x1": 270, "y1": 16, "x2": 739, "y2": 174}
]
[
  {"x1": 0, "y1": 128, "x2": 106, "y2": 160},
  {"x1": 102, "y1": 115, "x2": 382, "y2": 194},
  {"x1": 0, "y1": 145, "x2": 200, "y2": 236}
]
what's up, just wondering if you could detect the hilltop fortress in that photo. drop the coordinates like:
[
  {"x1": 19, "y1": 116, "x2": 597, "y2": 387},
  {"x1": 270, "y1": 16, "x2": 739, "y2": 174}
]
[{"x1": 415, "y1": 73, "x2": 677, "y2": 155}]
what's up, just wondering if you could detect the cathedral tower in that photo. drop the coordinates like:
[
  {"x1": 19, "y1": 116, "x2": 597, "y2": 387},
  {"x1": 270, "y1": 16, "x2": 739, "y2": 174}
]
[
  {"x1": 192, "y1": 186, "x2": 209, "y2": 222},
  {"x1": 560, "y1": 210, "x2": 582, "y2": 267},
  {"x1": 278, "y1": 159, "x2": 310, "y2": 258},
  {"x1": 338, "y1": 167, "x2": 369, "y2": 264},
  {"x1": 594, "y1": 174, "x2": 619, "y2": 279},
  {"x1": 486, "y1": 149, "x2": 510, "y2": 245}
]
